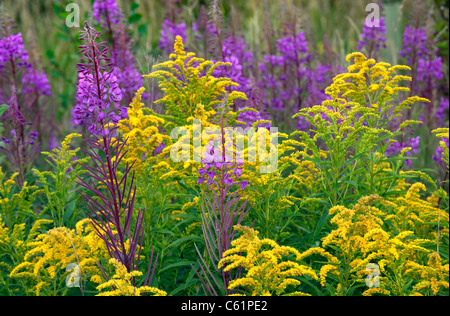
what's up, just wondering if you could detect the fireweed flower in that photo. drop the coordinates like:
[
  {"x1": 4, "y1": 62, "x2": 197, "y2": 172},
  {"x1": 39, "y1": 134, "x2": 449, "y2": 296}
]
[
  {"x1": 0, "y1": 129, "x2": 40, "y2": 175},
  {"x1": 399, "y1": 25, "x2": 428, "y2": 64},
  {"x1": 357, "y1": 16, "x2": 387, "y2": 58},
  {"x1": 72, "y1": 25, "x2": 127, "y2": 136},
  {"x1": 258, "y1": 30, "x2": 311, "y2": 128},
  {"x1": 93, "y1": 0, "x2": 124, "y2": 25},
  {"x1": 197, "y1": 140, "x2": 247, "y2": 190},
  {"x1": 209, "y1": 36, "x2": 267, "y2": 128},
  {"x1": 92, "y1": 0, "x2": 146, "y2": 104},
  {"x1": 399, "y1": 24, "x2": 445, "y2": 126},
  {"x1": 0, "y1": 27, "x2": 51, "y2": 185},
  {"x1": 158, "y1": 19, "x2": 187, "y2": 55},
  {"x1": 433, "y1": 135, "x2": 449, "y2": 165},
  {"x1": 435, "y1": 98, "x2": 449, "y2": 127},
  {"x1": 0, "y1": 32, "x2": 30, "y2": 72},
  {"x1": 416, "y1": 56, "x2": 444, "y2": 86},
  {"x1": 386, "y1": 136, "x2": 420, "y2": 167},
  {"x1": 194, "y1": 100, "x2": 252, "y2": 295}
]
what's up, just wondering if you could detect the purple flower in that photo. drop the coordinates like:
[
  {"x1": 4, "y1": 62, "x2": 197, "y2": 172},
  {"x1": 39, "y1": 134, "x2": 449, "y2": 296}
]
[
  {"x1": 0, "y1": 33, "x2": 30, "y2": 72},
  {"x1": 386, "y1": 136, "x2": 420, "y2": 167},
  {"x1": 357, "y1": 16, "x2": 387, "y2": 57},
  {"x1": 416, "y1": 57, "x2": 444, "y2": 83},
  {"x1": 224, "y1": 175, "x2": 234, "y2": 185},
  {"x1": 240, "y1": 180, "x2": 249, "y2": 190},
  {"x1": 436, "y1": 98, "x2": 449, "y2": 127},
  {"x1": 399, "y1": 26, "x2": 428, "y2": 64},
  {"x1": 72, "y1": 27, "x2": 127, "y2": 136},
  {"x1": 198, "y1": 139, "x2": 248, "y2": 190},
  {"x1": 210, "y1": 35, "x2": 254, "y2": 96},
  {"x1": 109, "y1": 25, "x2": 146, "y2": 104},
  {"x1": 158, "y1": 19, "x2": 187, "y2": 54},
  {"x1": 0, "y1": 129, "x2": 40, "y2": 186},
  {"x1": 433, "y1": 137, "x2": 449, "y2": 164},
  {"x1": 93, "y1": 0, "x2": 123, "y2": 25},
  {"x1": 21, "y1": 68, "x2": 52, "y2": 96},
  {"x1": 207, "y1": 170, "x2": 216, "y2": 181}
]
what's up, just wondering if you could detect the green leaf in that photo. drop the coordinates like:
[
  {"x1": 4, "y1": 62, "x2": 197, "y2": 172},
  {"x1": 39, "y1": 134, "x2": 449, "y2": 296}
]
[
  {"x1": 152, "y1": 228, "x2": 174, "y2": 235},
  {"x1": 160, "y1": 261, "x2": 197, "y2": 273},
  {"x1": 313, "y1": 210, "x2": 329, "y2": 242},
  {"x1": 130, "y1": 2, "x2": 139, "y2": 11},
  {"x1": 128, "y1": 13, "x2": 142, "y2": 24},
  {"x1": 138, "y1": 24, "x2": 148, "y2": 37},
  {"x1": 169, "y1": 268, "x2": 199, "y2": 296},
  {"x1": 0, "y1": 105, "x2": 8, "y2": 116},
  {"x1": 63, "y1": 199, "x2": 76, "y2": 225},
  {"x1": 166, "y1": 235, "x2": 203, "y2": 250}
]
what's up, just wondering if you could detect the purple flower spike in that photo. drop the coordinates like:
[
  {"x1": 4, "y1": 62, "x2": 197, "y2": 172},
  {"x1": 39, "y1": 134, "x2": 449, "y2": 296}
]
[
  {"x1": 72, "y1": 24, "x2": 127, "y2": 135},
  {"x1": 158, "y1": 19, "x2": 187, "y2": 54},
  {"x1": 93, "y1": 0, "x2": 124, "y2": 25},
  {"x1": 357, "y1": 16, "x2": 387, "y2": 58},
  {"x1": 0, "y1": 33, "x2": 30, "y2": 73}
]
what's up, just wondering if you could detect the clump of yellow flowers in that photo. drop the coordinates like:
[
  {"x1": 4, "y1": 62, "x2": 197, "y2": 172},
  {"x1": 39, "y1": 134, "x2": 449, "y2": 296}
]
[
  {"x1": 433, "y1": 128, "x2": 449, "y2": 169},
  {"x1": 0, "y1": 167, "x2": 41, "y2": 228},
  {"x1": 117, "y1": 88, "x2": 169, "y2": 172},
  {"x1": 143, "y1": 35, "x2": 247, "y2": 130},
  {"x1": 32, "y1": 133, "x2": 88, "y2": 227},
  {"x1": 319, "y1": 184, "x2": 448, "y2": 296},
  {"x1": 9, "y1": 219, "x2": 109, "y2": 296},
  {"x1": 0, "y1": 217, "x2": 53, "y2": 295},
  {"x1": 96, "y1": 258, "x2": 167, "y2": 296},
  {"x1": 292, "y1": 52, "x2": 430, "y2": 206},
  {"x1": 218, "y1": 225, "x2": 337, "y2": 296}
]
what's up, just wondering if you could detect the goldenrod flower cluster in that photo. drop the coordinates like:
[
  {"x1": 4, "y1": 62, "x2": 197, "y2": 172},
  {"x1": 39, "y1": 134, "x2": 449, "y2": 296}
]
[
  {"x1": 433, "y1": 128, "x2": 449, "y2": 169},
  {"x1": 32, "y1": 133, "x2": 88, "y2": 226},
  {"x1": 219, "y1": 225, "x2": 333, "y2": 296},
  {"x1": 96, "y1": 258, "x2": 167, "y2": 296},
  {"x1": 318, "y1": 184, "x2": 448, "y2": 296},
  {"x1": 143, "y1": 35, "x2": 246, "y2": 130},
  {"x1": 9, "y1": 219, "x2": 109, "y2": 295},
  {"x1": 117, "y1": 87, "x2": 169, "y2": 172},
  {"x1": 124, "y1": 37, "x2": 318, "y2": 240},
  {"x1": 0, "y1": 167, "x2": 42, "y2": 228},
  {"x1": 405, "y1": 252, "x2": 449, "y2": 296},
  {"x1": 0, "y1": 218, "x2": 52, "y2": 295},
  {"x1": 291, "y1": 52, "x2": 430, "y2": 207}
]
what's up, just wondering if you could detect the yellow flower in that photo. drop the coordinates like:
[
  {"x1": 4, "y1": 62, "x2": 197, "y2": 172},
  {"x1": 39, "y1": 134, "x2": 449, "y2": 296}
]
[
  {"x1": 10, "y1": 219, "x2": 109, "y2": 295},
  {"x1": 96, "y1": 259, "x2": 167, "y2": 296},
  {"x1": 219, "y1": 225, "x2": 320, "y2": 296}
]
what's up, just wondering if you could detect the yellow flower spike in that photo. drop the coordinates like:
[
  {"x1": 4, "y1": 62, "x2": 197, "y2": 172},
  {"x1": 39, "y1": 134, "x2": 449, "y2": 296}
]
[{"x1": 173, "y1": 35, "x2": 186, "y2": 56}]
